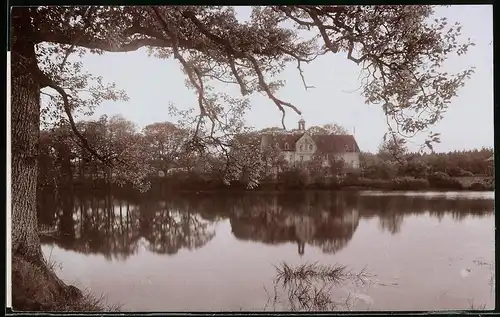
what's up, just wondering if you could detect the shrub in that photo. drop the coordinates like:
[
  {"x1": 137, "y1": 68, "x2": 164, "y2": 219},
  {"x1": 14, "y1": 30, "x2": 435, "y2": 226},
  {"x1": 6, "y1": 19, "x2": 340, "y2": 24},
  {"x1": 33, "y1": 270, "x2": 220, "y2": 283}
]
[
  {"x1": 341, "y1": 171, "x2": 362, "y2": 186},
  {"x1": 310, "y1": 174, "x2": 327, "y2": 188},
  {"x1": 278, "y1": 168, "x2": 310, "y2": 189},
  {"x1": 427, "y1": 172, "x2": 463, "y2": 190},
  {"x1": 361, "y1": 160, "x2": 397, "y2": 180},
  {"x1": 462, "y1": 170, "x2": 474, "y2": 177},
  {"x1": 362, "y1": 178, "x2": 384, "y2": 188},
  {"x1": 354, "y1": 177, "x2": 429, "y2": 190},
  {"x1": 400, "y1": 160, "x2": 430, "y2": 179},
  {"x1": 389, "y1": 177, "x2": 430, "y2": 190},
  {"x1": 324, "y1": 177, "x2": 342, "y2": 190},
  {"x1": 448, "y1": 167, "x2": 475, "y2": 177},
  {"x1": 431, "y1": 171, "x2": 450, "y2": 179},
  {"x1": 469, "y1": 182, "x2": 487, "y2": 191}
]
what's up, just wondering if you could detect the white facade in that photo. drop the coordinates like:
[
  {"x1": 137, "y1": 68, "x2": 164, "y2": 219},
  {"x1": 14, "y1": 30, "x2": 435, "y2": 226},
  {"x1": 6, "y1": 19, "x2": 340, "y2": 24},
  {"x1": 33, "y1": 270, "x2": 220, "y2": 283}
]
[{"x1": 263, "y1": 130, "x2": 361, "y2": 170}]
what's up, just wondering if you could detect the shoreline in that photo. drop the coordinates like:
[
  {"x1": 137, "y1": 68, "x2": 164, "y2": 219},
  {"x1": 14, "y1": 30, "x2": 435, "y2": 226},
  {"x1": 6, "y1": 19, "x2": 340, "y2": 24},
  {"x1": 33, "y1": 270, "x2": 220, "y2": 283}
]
[
  {"x1": 173, "y1": 187, "x2": 494, "y2": 194},
  {"x1": 51, "y1": 181, "x2": 494, "y2": 195}
]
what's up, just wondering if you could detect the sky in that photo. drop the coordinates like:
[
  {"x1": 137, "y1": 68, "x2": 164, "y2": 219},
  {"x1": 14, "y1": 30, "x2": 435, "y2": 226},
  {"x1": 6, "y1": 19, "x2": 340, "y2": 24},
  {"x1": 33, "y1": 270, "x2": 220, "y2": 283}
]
[{"x1": 68, "y1": 5, "x2": 492, "y2": 153}]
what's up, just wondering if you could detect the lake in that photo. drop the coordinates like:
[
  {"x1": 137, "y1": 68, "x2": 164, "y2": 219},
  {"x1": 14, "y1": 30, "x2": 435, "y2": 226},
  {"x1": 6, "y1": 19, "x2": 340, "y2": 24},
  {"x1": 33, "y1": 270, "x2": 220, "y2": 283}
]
[{"x1": 37, "y1": 190, "x2": 495, "y2": 311}]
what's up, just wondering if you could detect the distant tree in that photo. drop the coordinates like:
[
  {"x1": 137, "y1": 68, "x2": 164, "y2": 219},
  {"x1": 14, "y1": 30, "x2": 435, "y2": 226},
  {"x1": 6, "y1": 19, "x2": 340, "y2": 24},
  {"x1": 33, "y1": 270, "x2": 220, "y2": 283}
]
[
  {"x1": 327, "y1": 156, "x2": 346, "y2": 178},
  {"x1": 400, "y1": 159, "x2": 430, "y2": 179},
  {"x1": 37, "y1": 131, "x2": 58, "y2": 188},
  {"x1": 258, "y1": 127, "x2": 288, "y2": 134},
  {"x1": 226, "y1": 132, "x2": 265, "y2": 188},
  {"x1": 305, "y1": 155, "x2": 328, "y2": 184},
  {"x1": 37, "y1": 124, "x2": 78, "y2": 189},
  {"x1": 143, "y1": 121, "x2": 189, "y2": 174},
  {"x1": 307, "y1": 123, "x2": 349, "y2": 135},
  {"x1": 76, "y1": 115, "x2": 152, "y2": 187},
  {"x1": 361, "y1": 153, "x2": 398, "y2": 180},
  {"x1": 378, "y1": 133, "x2": 408, "y2": 166},
  {"x1": 261, "y1": 146, "x2": 287, "y2": 179}
]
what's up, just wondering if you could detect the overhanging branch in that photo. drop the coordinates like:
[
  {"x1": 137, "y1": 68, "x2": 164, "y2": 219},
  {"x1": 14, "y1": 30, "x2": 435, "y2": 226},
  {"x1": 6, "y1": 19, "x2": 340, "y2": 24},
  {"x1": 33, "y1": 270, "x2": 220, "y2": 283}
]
[{"x1": 36, "y1": 67, "x2": 124, "y2": 167}]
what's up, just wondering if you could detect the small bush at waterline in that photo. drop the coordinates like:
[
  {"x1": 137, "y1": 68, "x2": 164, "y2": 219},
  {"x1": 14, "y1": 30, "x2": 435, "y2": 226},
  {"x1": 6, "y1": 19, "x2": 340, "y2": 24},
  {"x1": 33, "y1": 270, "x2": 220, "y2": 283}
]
[
  {"x1": 427, "y1": 172, "x2": 463, "y2": 190},
  {"x1": 342, "y1": 177, "x2": 429, "y2": 190}
]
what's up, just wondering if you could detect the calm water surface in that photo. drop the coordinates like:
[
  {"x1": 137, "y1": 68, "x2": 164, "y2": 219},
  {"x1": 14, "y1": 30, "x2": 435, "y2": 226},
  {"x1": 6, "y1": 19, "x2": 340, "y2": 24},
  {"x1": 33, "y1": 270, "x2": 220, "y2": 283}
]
[{"x1": 38, "y1": 190, "x2": 495, "y2": 311}]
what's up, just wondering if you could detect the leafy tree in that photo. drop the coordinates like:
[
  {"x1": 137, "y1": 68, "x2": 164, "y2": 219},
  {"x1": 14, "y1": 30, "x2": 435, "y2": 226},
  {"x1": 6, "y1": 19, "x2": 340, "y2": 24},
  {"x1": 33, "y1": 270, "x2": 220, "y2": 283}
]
[
  {"x1": 226, "y1": 132, "x2": 264, "y2": 188},
  {"x1": 305, "y1": 155, "x2": 328, "y2": 184},
  {"x1": 399, "y1": 159, "x2": 430, "y2": 179},
  {"x1": 261, "y1": 145, "x2": 287, "y2": 180},
  {"x1": 258, "y1": 127, "x2": 288, "y2": 134},
  {"x1": 11, "y1": 5, "x2": 475, "y2": 299},
  {"x1": 327, "y1": 156, "x2": 346, "y2": 178},
  {"x1": 378, "y1": 132, "x2": 408, "y2": 165},
  {"x1": 307, "y1": 123, "x2": 349, "y2": 135},
  {"x1": 104, "y1": 116, "x2": 153, "y2": 188},
  {"x1": 143, "y1": 121, "x2": 189, "y2": 174},
  {"x1": 360, "y1": 153, "x2": 398, "y2": 180}
]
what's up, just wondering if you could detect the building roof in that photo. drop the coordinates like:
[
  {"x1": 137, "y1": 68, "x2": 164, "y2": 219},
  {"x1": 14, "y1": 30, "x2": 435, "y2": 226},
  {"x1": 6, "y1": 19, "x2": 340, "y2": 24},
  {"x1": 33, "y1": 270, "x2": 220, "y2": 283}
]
[
  {"x1": 311, "y1": 135, "x2": 360, "y2": 153},
  {"x1": 262, "y1": 133, "x2": 302, "y2": 151},
  {"x1": 261, "y1": 133, "x2": 360, "y2": 153}
]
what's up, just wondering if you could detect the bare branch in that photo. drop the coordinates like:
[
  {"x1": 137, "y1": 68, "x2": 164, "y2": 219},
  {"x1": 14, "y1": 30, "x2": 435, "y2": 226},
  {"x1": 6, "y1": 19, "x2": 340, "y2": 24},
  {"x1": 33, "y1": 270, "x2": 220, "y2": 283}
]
[{"x1": 297, "y1": 60, "x2": 315, "y2": 90}]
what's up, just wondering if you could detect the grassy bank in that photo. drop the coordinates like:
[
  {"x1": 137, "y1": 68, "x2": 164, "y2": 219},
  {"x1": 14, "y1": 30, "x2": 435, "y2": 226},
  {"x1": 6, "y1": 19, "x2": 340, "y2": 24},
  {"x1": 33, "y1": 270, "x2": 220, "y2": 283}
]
[
  {"x1": 11, "y1": 255, "x2": 121, "y2": 312},
  {"x1": 40, "y1": 171, "x2": 493, "y2": 197}
]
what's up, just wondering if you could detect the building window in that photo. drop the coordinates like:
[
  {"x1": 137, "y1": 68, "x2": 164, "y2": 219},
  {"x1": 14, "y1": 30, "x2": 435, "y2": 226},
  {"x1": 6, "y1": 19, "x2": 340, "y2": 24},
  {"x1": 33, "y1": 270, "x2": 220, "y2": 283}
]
[
  {"x1": 300, "y1": 155, "x2": 304, "y2": 161},
  {"x1": 300, "y1": 145, "x2": 303, "y2": 151},
  {"x1": 309, "y1": 144, "x2": 313, "y2": 151},
  {"x1": 276, "y1": 142, "x2": 280, "y2": 149},
  {"x1": 344, "y1": 145, "x2": 350, "y2": 152},
  {"x1": 285, "y1": 143, "x2": 289, "y2": 150}
]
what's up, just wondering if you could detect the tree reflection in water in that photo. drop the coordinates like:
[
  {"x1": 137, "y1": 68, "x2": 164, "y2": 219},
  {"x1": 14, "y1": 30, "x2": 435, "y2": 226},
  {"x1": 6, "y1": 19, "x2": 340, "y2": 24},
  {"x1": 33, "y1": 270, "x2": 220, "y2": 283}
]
[
  {"x1": 38, "y1": 190, "x2": 217, "y2": 261},
  {"x1": 37, "y1": 189, "x2": 493, "y2": 260}
]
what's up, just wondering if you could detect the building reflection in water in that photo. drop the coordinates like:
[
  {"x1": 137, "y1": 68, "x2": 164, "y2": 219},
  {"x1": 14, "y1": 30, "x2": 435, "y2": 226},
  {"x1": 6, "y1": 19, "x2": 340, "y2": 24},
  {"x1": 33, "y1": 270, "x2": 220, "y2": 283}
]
[
  {"x1": 229, "y1": 193, "x2": 361, "y2": 256},
  {"x1": 37, "y1": 189, "x2": 494, "y2": 260}
]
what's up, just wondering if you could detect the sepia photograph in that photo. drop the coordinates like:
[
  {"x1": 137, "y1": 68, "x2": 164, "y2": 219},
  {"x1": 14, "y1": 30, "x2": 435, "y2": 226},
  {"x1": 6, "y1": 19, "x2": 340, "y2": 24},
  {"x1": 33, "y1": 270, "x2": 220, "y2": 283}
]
[{"x1": 8, "y1": 4, "x2": 494, "y2": 312}]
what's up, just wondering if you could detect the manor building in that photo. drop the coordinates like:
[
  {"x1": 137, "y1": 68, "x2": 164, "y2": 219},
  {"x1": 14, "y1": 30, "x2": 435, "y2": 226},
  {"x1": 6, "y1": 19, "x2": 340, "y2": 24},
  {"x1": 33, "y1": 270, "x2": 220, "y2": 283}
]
[{"x1": 260, "y1": 119, "x2": 361, "y2": 169}]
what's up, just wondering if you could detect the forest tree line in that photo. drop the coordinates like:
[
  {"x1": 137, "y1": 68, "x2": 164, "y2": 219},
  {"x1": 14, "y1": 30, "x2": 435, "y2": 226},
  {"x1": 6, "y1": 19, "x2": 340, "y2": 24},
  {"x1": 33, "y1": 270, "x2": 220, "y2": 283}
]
[{"x1": 38, "y1": 115, "x2": 494, "y2": 192}]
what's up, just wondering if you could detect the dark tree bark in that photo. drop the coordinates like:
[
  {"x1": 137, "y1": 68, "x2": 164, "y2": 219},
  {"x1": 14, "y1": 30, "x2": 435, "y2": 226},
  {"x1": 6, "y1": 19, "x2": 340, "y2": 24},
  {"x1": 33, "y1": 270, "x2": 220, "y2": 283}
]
[
  {"x1": 11, "y1": 9, "x2": 44, "y2": 264},
  {"x1": 11, "y1": 8, "x2": 83, "y2": 305}
]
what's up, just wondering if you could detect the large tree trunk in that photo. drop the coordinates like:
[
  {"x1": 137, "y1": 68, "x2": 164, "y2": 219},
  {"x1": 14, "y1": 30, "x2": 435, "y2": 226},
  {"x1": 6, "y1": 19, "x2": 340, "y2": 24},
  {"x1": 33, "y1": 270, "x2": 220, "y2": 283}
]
[
  {"x1": 11, "y1": 9, "x2": 83, "y2": 307},
  {"x1": 11, "y1": 30, "x2": 43, "y2": 265}
]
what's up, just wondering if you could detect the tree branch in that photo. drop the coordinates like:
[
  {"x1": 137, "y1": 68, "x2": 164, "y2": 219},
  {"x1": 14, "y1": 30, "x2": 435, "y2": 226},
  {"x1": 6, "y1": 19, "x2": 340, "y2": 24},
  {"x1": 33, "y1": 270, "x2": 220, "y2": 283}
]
[
  {"x1": 35, "y1": 68, "x2": 123, "y2": 167},
  {"x1": 181, "y1": 10, "x2": 302, "y2": 129},
  {"x1": 59, "y1": 6, "x2": 96, "y2": 71},
  {"x1": 297, "y1": 60, "x2": 315, "y2": 90}
]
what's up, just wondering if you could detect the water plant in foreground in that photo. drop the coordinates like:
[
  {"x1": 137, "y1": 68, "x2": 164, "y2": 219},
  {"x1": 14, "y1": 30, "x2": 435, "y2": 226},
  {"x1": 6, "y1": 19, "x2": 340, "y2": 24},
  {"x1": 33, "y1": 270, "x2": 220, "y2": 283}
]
[{"x1": 264, "y1": 262, "x2": 372, "y2": 312}]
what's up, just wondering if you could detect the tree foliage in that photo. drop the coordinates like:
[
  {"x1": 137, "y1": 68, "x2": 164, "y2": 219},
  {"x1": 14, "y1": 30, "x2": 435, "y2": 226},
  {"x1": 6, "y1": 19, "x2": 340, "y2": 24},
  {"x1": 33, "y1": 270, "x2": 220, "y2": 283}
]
[
  {"x1": 17, "y1": 5, "x2": 475, "y2": 186},
  {"x1": 38, "y1": 116, "x2": 493, "y2": 192},
  {"x1": 378, "y1": 132, "x2": 408, "y2": 165},
  {"x1": 307, "y1": 123, "x2": 349, "y2": 135}
]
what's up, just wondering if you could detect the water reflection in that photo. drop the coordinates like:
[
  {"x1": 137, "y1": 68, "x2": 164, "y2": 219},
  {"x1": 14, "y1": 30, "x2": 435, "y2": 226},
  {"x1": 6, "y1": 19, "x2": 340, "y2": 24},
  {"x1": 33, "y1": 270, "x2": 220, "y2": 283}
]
[
  {"x1": 37, "y1": 190, "x2": 494, "y2": 260},
  {"x1": 265, "y1": 262, "x2": 371, "y2": 312}
]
